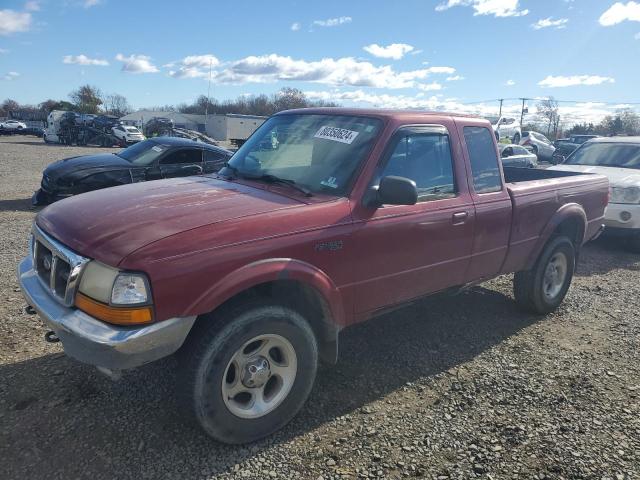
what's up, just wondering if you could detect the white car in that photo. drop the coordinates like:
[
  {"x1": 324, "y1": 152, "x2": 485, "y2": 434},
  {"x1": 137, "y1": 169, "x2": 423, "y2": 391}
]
[
  {"x1": 487, "y1": 116, "x2": 522, "y2": 143},
  {"x1": 520, "y1": 131, "x2": 556, "y2": 162},
  {"x1": 548, "y1": 137, "x2": 640, "y2": 251},
  {"x1": 0, "y1": 119, "x2": 27, "y2": 130},
  {"x1": 112, "y1": 125, "x2": 146, "y2": 144}
]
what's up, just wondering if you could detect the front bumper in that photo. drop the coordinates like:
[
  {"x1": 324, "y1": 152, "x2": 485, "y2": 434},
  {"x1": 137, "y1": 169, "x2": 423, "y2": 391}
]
[
  {"x1": 18, "y1": 256, "x2": 196, "y2": 370},
  {"x1": 604, "y1": 203, "x2": 640, "y2": 232}
]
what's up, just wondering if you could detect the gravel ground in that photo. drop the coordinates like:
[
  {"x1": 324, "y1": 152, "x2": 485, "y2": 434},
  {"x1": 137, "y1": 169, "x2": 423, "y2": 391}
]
[{"x1": 0, "y1": 135, "x2": 638, "y2": 480}]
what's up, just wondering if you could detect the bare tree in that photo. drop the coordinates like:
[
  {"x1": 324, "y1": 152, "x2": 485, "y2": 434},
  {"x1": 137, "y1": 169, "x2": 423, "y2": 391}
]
[
  {"x1": 537, "y1": 97, "x2": 559, "y2": 136},
  {"x1": 104, "y1": 93, "x2": 132, "y2": 117},
  {"x1": 69, "y1": 85, "x2": 103, "y2": 114}
]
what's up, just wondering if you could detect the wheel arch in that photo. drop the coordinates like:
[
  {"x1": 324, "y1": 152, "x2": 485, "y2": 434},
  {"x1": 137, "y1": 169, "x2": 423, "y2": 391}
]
[
  {"x1": 524, "y1": 203, "x2": 587, "y2": 271},
  {"x1": 185, "y1": 259, "x2": 345, "y2": 364}
]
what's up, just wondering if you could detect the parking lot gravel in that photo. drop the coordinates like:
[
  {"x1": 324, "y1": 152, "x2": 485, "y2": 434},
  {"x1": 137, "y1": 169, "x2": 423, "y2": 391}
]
[{"x1": 0, "y1": 135, "x2": 638, "y2": 480}]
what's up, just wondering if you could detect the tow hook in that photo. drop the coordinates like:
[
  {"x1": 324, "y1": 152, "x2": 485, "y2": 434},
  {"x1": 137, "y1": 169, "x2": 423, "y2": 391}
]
[
  {"x1": 24, "y1": 305, "x2": 37, "y2": 315},
  {"x1": 44, "y1": 331, "x2": 60, "y2": 343}
]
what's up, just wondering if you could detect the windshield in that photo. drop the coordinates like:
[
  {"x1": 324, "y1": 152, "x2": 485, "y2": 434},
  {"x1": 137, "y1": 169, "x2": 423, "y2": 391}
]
[
  {"x1": 565, "y1": 142, "x2": 640, "y2": 169},
  {"x1": 117, "y1": 139, "x2": 168, "y2": 165},
  {"x1": 224, "y1": 114, "x2": 383, "y2": 195}
]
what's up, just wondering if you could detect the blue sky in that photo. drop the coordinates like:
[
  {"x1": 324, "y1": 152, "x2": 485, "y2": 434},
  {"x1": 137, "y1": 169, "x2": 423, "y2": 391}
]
[{"x1": 1, "y1": 0, "x2": 639, "y2": 124}]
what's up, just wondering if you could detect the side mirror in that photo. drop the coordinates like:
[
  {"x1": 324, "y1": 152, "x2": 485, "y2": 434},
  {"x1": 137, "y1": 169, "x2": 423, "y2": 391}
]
[{"x1": 371, "y1": 176, "x2": 418, "y2": 207}]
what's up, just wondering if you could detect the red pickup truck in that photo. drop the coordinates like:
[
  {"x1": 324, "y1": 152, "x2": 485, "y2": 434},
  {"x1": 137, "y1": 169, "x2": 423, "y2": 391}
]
[{"x1": 19, "y1": 108, "x2": 608, "y2": 443}]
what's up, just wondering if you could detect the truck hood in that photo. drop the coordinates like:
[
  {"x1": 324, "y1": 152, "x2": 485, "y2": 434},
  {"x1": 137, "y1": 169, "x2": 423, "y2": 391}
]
[
  {"x1": 36, "y1": 176, "x2": 303, "y2": 267},
  {"x1": 548, "y1": 164, "x2": 640, "y2": 187}
]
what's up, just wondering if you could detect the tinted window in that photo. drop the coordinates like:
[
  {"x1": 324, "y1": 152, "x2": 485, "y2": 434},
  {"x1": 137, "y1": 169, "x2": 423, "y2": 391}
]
[
  {"x1": 204, "y1": 150, "x2": 227, "y2": 162},
  {"x1": 464, "y1": 126, "x2": 502, "y2": 193},
  {"x1": 160, "y1": 149, "x2": 202, "y2": 165},
  {"x1": 513, "y1": 146, "x2": 529, "y2": 155},
  {"x1": 381, "y1": 133, "x2": 456, "y2": 201}
]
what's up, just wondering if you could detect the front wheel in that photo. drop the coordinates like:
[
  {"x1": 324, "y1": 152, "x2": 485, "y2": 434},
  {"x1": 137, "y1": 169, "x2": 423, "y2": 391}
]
[
  {"x1": 178, "y1": 301, "x2": 318, "y2": 444},
  {"x1": 514, "y1": 236, "x2": 575, "y2": 314},
  {"x1": 513, "y1": 133, "x2": 521, "y2": 144}
]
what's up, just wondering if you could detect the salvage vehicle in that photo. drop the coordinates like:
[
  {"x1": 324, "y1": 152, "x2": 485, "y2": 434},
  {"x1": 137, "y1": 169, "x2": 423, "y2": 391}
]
[
  {"x1": 487, "y1": 116, "x2": 522, "y2": 143},
  {"x1": 44, "y1": 110, "x2": 122, "y2": 147},
  {"x1": 549, "y1": 136, "x2": 640, "y2": 251},
  {"x1": 111, "y1": 124, "x2": 145, "y2": 144},
  {"x1": 0, "y1": 119, "x2": 28, "y2": 131},
  {"x1": 520, "y1": 131, "x2": 555, "y2": 162},
  {"x1": 499, "y1": 144, "x2": 538, "y2": 168},
  {"x1": 32, "y1": 137, "x2": 232, "y2": 205},
  {"x1": 18, "y1": 108, "x2": 608, "y2": 444},
  {"x1": 552, "y1": 134, "x2": 600, "y2": 164}
]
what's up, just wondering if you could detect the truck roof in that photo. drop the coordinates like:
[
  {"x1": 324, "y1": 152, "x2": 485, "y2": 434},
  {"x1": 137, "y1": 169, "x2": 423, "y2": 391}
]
[{"x1": 277, "y1": 107, "x2": 481, "y2": 121}]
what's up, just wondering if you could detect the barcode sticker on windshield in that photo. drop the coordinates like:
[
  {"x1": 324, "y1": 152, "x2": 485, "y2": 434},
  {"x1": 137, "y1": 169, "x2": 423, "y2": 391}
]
[
  {"x1": 151, "y1": 146, "x2": 164, "y2": 152},
  {"x1": 314, "y1": 126, "x2": 359, "y2": 145}
]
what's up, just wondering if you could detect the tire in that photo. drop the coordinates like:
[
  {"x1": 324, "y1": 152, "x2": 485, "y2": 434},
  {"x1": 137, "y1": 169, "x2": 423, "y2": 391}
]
[
  {"x1": 178, "y1": 300, "x2": 318, "y2": 444},
  {"x1": 495, "y1": 131, "x2": 500, "y2": 142},
  {"x1": 513, "y1": 133, "x2": 521, "y2": 144},
  {"x1": 531, "y1": 145, "x2": 538, "y2": 156},
  {"x1": 513, "y1": 236, "x2": 575, "y2": 314}
]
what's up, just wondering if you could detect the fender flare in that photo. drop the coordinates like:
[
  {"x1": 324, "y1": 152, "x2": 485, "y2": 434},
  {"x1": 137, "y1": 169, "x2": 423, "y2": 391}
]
[
  {"x1": 524, "y1": 203, "x2": 587, "y2": 271},
  {"x1": 186, "y1": 258, "x2": 346, "y2": 362}
]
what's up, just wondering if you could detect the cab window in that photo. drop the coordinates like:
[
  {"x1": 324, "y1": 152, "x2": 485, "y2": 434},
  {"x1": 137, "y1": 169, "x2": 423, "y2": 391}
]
[
  {"x1": 381, "y1": 132, "x2": 456, "y2": 202},
  {"x1": 160, "y1": 149, "x2": 202, "y2": 165},
  {"x1": 464, "y1": 126, "x2": 502, "y2": 194}
]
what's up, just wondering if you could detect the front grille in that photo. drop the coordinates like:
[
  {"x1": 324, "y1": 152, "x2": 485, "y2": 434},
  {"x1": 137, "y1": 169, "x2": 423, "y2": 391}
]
[{"x1": 32, "y1": 225, "x2": 89, "y2": 306}]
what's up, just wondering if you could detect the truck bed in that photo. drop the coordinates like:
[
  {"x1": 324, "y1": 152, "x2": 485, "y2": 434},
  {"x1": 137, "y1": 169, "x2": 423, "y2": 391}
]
[{"x1": 500, "y1": 166, "x2": 609, "y2": 273}]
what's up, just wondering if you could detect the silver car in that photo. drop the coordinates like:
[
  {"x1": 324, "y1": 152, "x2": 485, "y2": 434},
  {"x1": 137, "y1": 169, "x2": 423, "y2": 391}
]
[
  {"x1": 500, "y1": 144, "x2": 538, "y2": 168},
  {"x1": 520, "y1": 131, "x2": 556, "y2": 162}
]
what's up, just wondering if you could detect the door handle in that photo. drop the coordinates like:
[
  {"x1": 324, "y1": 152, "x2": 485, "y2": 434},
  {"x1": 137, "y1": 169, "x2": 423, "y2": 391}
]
[{"x1": 452, "y1": 211, "x2": 468, "y2": 225}]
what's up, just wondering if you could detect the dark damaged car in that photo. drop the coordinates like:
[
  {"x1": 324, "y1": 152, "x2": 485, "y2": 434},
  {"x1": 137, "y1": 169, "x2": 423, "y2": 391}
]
[{"x1": 32, "y1": 137, "x2": 232, "y2": 205}]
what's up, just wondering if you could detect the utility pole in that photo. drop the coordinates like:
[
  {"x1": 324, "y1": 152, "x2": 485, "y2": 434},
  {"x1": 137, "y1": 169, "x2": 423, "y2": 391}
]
[
  {"x1": 498, "y1": 99, "x2": 503, "y2": 117},
  {"x1": 519, "y1": 98, "x2": 527, "y2": 127}
]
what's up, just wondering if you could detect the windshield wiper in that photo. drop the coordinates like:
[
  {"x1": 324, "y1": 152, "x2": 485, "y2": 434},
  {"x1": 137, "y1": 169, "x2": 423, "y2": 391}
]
[{"x1": 250, "y1": 173, "x2": 313, "y2": 197}]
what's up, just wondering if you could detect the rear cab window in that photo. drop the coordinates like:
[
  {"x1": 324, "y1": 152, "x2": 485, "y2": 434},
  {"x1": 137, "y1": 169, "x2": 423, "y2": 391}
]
[{"x1": 463, "y1": 126, "x2": 503, "y2": 193}]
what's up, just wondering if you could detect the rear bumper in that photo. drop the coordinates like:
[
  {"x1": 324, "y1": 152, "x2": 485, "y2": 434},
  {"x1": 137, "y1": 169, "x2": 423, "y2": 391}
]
[{"x1": 18, "y1": 256, "x2": 196, "y2": 370}]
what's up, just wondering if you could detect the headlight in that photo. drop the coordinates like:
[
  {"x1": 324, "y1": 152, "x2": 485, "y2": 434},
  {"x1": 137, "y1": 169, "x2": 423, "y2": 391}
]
[
  {"x1": 77, "y1": 261, "x2": 153, "y2": 325},
  {"x1": 610, "y1": 186, "x2": 640, "y2": 204},
  {"x1": 111, "y1": 274, "x2": 150, "y2": 305}
]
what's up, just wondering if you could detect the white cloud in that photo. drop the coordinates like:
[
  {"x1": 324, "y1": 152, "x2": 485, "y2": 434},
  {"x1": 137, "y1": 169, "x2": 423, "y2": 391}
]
[
  {"x1": 538, "y1": 75, "x2": 615, "y2": 87},
  {"x1": 363, "y1": 43, "x2": 415, "y2": 60},
  {"x1": 115, "y1": 53, "x2": 159, "y2": 74},
  {"x1": 446, "y1": 75, "x2": 464, "y2": 81},
  {"x1": 3, "y1": 71, "x2": 19, "y2": 80},
  {"x1": 206, "y1": 54, "x2": 454, "y2": 89},
  {"x1": 418, "y1": 82, "x2": 443, "y2": 91},
  {"x1": 83, "y1": 0, "x2": 101, "y2": 7},
  {"x1": 505, "y1": 79, "x2": 516, "y2": 86},
  {"x1": 312, "y1": 16, "x2": 352, "y2": 27},
  {"x1": 167, "y1": 54, "x2": 220, "y2": 78},
  {"x1": 436, "y1": 0, "x2": 528, "y2": 18},
  {"x1": 0, "y1": 48, "x2": 8, "y2": 53},
  {"x1": 635, "y1": 31, "x2": 640, "y2": 38},
  {"x1": 290, "y1": 22, "x2": 301, "y2": 31},
  {"x1": 304, "y1": 90, "x2": 629, "y2": 126},
  {"x1": 532, "y1": 17, "x2": 569, "y2": 29},
  {"x1": 63, "y1": 54, "x2": 109, "y2": 66},
  {"x1": 0, "y1": 9, "x2": 32, "y2": 35},
  {"x1": 599, "y1": 1, "x2": 640, "y2": 26},
  {"x1": 24, "y1": 1, "x2": 40, "y2": 11}
]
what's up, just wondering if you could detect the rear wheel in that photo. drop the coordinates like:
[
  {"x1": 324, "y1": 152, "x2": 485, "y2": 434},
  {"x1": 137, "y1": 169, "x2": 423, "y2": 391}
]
[
  {"x1": 513, "y1": 133, "x2": 521, "y2": 144},
  {"x1": 178, "y1": 300, "x2": 318, "y2": 444},
  {"x1": 514, "y1": 236, "x2": 575, "y2": 314}
]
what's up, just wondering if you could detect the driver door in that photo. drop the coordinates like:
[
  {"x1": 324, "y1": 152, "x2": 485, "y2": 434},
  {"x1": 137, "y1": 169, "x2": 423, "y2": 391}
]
[{"x1": 158, "y1": 148, "x2": 204, "y2": 178}]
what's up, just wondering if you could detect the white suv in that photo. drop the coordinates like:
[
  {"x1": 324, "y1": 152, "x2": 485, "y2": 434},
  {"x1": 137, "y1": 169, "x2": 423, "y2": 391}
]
[{"x1": 487, "y1": 116, "x2": 522, "y2": 144}]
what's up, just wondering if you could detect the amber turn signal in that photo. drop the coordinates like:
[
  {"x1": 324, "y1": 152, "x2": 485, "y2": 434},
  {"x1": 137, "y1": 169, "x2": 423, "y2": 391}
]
[{"x1": 75, "y1": 293, "x2": 153, "y2": 325}]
